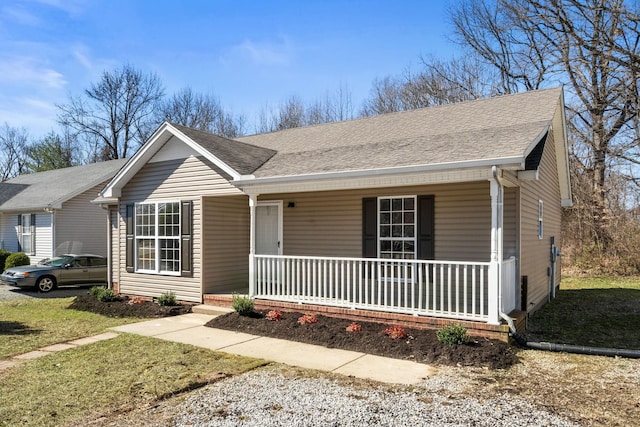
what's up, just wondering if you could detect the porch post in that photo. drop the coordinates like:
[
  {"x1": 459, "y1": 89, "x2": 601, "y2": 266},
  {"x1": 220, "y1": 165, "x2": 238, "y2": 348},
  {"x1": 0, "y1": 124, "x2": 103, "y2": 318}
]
[
  {"x1": 248, "y1": 194, "x2": 258, "y2": 297},
  {"x1": 488, "y1": 175, "x2": 503, "y2": 325}
]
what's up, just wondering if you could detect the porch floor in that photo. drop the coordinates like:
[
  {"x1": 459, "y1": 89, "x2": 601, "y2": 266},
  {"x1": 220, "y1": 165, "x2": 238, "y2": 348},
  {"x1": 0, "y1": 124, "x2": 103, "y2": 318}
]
[{"x1": 203, "y1": 294, "x2": 526, "y2": 342}]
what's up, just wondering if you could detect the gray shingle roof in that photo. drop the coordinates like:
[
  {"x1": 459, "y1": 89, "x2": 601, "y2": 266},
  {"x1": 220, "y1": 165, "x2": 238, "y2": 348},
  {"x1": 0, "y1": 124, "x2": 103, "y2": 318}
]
[
  {"x1": 236, "y1": 87, "x2": 562, "y2": 178},
  {"x1": 171, "y1": 123, "x2": 276, "y2": 175},
  {"x1": 0, "y1": 158, "x2": 128, "y2": 211}
]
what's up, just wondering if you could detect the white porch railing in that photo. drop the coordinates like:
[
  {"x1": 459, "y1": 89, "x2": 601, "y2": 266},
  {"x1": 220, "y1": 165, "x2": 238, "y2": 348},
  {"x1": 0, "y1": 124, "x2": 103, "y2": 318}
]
[{"x1": 252, "y1": 255, "x2": 499, "y2": 322}]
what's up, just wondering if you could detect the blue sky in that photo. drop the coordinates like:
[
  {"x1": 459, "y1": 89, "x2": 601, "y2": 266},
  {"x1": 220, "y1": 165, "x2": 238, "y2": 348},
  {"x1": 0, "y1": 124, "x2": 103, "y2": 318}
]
[{"x1": 0, "y1": 0, "x2": 455, "y2": 137}]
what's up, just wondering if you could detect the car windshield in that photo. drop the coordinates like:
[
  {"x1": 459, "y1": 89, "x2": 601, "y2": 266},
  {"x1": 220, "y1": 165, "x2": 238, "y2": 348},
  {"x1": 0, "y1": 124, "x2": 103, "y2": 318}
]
[{"x1": 40, "y1": 256, "x2": 73, "y2": 267}]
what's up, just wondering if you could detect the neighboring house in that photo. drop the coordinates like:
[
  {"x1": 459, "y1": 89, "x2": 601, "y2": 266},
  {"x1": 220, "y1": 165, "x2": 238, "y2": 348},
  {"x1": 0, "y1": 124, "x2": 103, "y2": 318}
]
[
  {"x1": 98, "y1": 87, "x2": 571, "y2": 335},
  {"x1": 0, "y1": 159, "x2": 128, "y2": 264}
]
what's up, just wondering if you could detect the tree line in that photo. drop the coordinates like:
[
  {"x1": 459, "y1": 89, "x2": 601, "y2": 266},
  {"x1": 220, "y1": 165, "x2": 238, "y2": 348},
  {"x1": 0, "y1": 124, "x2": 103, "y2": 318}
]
[{"x1": 1, "y1": 0, "x2": 638, "y2": 274}]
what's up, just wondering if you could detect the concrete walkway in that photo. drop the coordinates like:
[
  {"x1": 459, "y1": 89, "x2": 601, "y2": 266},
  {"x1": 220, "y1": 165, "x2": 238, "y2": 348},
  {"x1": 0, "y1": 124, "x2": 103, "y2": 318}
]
[
  {"x1": 1, "y1": 307, "x2": 435, "y2": 385},
  {"x1": 111, "y1": 310, "x2": 435, "y2": 385}
]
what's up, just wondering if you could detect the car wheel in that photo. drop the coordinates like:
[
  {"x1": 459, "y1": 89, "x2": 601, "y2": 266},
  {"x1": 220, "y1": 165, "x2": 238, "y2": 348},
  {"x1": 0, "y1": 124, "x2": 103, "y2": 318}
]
[{"x1": 36, "y1": 276, "x2": 56, "y2": 293}]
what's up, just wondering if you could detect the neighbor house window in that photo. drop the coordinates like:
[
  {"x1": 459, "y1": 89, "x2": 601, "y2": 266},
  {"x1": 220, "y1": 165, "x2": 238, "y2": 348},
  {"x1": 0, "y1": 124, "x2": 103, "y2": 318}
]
[
  {"x1": 538, "y1": 200, "x2": 544, "y2": 239},
  {"x1": 18, "y1": 214, "x2": 35, "y2": 255},
  {"x1": 378, "y1": 196, "x2": 416, "y2": 259},
  {"x1": 134, "y1": 202, "x2": 180, "y2": 274}
]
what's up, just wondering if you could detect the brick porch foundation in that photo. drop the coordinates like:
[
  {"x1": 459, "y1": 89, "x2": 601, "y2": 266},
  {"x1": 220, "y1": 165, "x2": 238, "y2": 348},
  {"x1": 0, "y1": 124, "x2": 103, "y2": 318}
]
[{"x1": 204, "y1": 294, "x2": 526, "y2": 342}]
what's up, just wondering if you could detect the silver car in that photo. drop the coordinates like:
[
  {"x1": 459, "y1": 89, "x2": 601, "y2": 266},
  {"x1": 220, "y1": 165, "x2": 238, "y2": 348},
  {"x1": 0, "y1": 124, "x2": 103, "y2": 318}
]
[{"x1": 0, "y1": 254, "x2": 107, "y2": 292}]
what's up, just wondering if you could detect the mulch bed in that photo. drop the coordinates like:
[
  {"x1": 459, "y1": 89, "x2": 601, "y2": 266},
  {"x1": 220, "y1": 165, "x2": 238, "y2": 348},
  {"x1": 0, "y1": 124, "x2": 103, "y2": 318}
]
[
  {"x1": 68, "y1": 294, "x2": 193, "y2": 318},
  {"x1": 68, "y1": 295, "x2": 518, "y2": 369},
  {"x1": 205, "y1": 310, "x2": 519, "y2": 369}
]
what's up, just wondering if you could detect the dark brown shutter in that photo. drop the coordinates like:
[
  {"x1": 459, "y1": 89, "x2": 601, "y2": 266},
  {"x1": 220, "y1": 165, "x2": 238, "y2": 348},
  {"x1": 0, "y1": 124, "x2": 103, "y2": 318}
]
[
  {"x1": 17, "y1": 215, "x2": 22, "y2": 252},
  {"x1": 125, "y1": 204, "x2": 134, "y2": 273},
  {"x1": 180, "y1": 200, "x2": 193, "y2": 276},
  {"x1": 417, "y1": 195, "x2": 435, "y2": 260},
  {"x1": 362, "y1": 198, "x2": 377, "y2": 258}
]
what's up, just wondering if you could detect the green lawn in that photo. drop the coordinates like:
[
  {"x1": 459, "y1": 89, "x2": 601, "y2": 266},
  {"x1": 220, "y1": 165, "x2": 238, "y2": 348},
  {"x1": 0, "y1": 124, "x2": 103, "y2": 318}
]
[
  {"x1": 0, "y1": 297, "x2": 142, "y2": 358},
  {"x1": 527, "y1": 276, "x2": 640, "y2": 349},
  {"x1": 0, "y1": 334, "x2": 266, "y2": 426}
]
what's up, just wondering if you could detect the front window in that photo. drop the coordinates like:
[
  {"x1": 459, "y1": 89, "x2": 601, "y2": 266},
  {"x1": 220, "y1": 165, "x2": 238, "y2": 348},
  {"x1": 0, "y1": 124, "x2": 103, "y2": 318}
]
[
  {"x1": 20, "y1": 214, "x2": 33, "y2": 255},
  {"x1": 135, "y1": 202, "x2": 180, "y2": 274},
  {"x1": 378, "y1": 196, "x2": 416, "y2": 259}
]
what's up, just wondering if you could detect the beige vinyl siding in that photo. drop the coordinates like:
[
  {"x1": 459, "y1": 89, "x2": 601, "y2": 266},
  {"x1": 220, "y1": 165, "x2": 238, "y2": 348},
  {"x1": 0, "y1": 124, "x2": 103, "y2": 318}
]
[
  {"x1": 202, "y1": 195, "x2": 249, "y2": 293},
  {"x1": 55, "y1": 182, "x2": 110, "y2": 256},
  {"x1": 520, "y1": 132, "x2": 562, "y2": 312},
  {"x1": 116, "y1": 156, "x2": 243, "y2": 302},
  {"x1": 261, "y1": 181, "x2": 497, "y2": 262},
  {"x1": 33, "y1": 213, "x2": 53, "y2": 263},
  {"x1": 503, "y1": 187, "x2": 519, "y2": 259}
]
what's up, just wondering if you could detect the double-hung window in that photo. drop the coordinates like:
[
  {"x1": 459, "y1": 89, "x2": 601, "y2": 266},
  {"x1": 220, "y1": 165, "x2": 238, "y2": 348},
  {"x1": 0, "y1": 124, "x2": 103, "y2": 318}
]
[
  {"x1": 134, "y1": 202, "x2": 181, "y2": 274},
  {"x1": 18, "y1": 214, "x2": 35, "y2": 255},
  {"x1": 378, "y1": 196, "x2": 416, "y2": 259}
]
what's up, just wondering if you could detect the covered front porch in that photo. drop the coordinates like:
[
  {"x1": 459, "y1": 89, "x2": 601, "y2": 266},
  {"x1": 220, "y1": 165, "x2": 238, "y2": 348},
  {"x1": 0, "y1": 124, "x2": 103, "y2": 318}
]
[{"x1": 202, "y1": 171, "x2": 522, "y2": 335}]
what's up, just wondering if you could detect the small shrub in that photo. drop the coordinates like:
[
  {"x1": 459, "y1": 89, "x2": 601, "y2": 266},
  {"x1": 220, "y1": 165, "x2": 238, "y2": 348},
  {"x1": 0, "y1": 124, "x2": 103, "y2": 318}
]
[
  {"x1": 345, "y1": 322, "x2": 362, "y2": 332},
  {"x1": 265, "y1": 310, "x2": 282, "y2": 321},
  {"x1": 5, "y1": 252, "x2": 30, "y2": 269},
  {"x1": 95, "y1": 288, "x2": 119, "y2": 302},
  {"x1": 0, "y1": 249, "x2": 11, "y2": 271},
  {"x1": 157, "y1": 291, "x2": 178, "y2": 306},
  {"x1": 383, "y1": 325, "x2": 408, "y2": 339},
  {"x1": 232, "y1": 293, "x2": 255, "y2": 316},
  {"x1": 90, "y1": 286, "x2": 106, "y2": 297},
  {"x1": 436, "y1": 323, "x2": 470, "y2": 346},
  {"x1": 297, "y1": 314, "x2": 318, "y2": 325}
]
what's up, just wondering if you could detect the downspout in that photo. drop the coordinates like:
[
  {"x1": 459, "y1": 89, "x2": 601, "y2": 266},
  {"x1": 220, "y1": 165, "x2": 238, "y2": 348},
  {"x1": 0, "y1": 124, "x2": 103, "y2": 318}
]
[{"x1": 100, "y1": 204, "x2": 112, "y2": 290}]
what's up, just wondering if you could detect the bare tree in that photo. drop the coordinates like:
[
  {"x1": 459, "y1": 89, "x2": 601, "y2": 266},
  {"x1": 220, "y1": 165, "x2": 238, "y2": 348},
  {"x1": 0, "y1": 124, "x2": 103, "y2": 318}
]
[
  {"x1": 360, "y1": 56, "x2": 494, "y2": 116},
  {"x1": 58, "y1": 64, "x2": 164, "y2": 160},
  {"x1": 256, "y1": 87, "x2": 355, "y2": 133},
  {"x1": 0, "y1": 124, "x2": 28, "y2": 181},
  {"x1": 450, "y1": 0, "x2": 640, "y2": 250},
  {"x1": 158, "y1": 87, "x2": 246, "y2": 138}
]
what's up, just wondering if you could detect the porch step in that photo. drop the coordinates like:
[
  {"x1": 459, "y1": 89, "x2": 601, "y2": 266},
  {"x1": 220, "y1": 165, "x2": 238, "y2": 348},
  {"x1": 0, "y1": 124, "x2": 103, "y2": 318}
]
[{"x1": 192, "y1": 304, "x2": 234, "y2": 316}]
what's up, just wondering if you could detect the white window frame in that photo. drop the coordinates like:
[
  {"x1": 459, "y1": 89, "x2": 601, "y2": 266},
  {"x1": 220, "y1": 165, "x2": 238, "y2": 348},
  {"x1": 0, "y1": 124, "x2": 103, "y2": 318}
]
[
  {"x1": 20, "y1": 214, "x2": 34, "y2": 255},
  {"x1": 134, "y1": 201, "x2": 181, "y2": 275},
  {"x1": 377, "y1": 195, "x2": 417, "y2": 260},
  {"x1": 538, "y1": 199, "x2": 544, "y2": 240}
]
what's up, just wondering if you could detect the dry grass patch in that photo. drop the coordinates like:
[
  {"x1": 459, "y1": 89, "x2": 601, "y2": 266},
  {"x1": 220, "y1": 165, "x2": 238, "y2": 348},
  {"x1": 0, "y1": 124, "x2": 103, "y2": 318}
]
[
  {"x1": 0, "y1": 334, "x2": 267, "y2": 426},
  {"x1": 0, "y1": 298, "x2": 142, "y2": 358},
  {"x1": 463, "y1": 350, "x2": 640, "y2": 426}
]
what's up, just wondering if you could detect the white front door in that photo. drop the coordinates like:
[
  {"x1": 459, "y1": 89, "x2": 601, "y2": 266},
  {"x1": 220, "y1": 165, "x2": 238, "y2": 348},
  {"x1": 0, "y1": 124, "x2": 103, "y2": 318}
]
[{"x1": 256, "y1": 202, "x2": 282, "y2": 255}]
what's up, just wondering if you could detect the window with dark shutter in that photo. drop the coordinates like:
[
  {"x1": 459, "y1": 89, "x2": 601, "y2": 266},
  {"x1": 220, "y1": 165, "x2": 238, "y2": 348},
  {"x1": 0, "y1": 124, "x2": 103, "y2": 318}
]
[{"x1": 362, "y1": 195, "x2": 434, "y2": 260}]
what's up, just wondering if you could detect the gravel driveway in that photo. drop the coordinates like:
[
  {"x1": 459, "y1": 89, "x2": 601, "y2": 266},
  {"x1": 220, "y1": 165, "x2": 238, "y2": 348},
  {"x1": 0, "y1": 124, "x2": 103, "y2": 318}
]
[{"x1": 0, "y1": 283, "x2": 91, "y2": 302}]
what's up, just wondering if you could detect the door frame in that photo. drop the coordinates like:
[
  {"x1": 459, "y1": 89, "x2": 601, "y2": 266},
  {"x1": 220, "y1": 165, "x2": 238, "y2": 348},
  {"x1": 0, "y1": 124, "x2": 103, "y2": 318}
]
[{"x1": 256, "y1": 200, "x2": 283, "y2": 255}]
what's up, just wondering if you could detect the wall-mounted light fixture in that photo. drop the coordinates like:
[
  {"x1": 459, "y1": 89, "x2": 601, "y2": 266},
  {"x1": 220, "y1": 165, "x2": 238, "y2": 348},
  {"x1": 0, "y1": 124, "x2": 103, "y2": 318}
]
[{"x1": 287, "y1": 202, "x2": 296, "y2": 208}]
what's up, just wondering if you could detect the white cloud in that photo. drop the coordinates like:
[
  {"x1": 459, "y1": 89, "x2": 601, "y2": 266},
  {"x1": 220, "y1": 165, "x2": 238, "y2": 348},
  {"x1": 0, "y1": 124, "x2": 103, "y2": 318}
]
[
  {"x1": 0, "y1": 56, "x2": 66, "y2": 89},
  {"x1": 230, "y1": 36, "x2": 293, "y2": 66},
  {"x1": 32, "y1": 0, "x2": 87, "y2": 16},
  {"x1": 2, "y1": 5, "x2": 42, "y2": 26},
  {"x1": 72, "y1": 44, "x2": 93, "y2": 70}
]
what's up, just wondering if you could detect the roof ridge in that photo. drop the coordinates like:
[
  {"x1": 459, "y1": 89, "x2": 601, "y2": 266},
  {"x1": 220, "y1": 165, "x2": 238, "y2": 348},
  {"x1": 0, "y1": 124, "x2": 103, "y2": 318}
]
[{"x1": 238, "y1": 86, "x2": 563, "y2": 140}]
